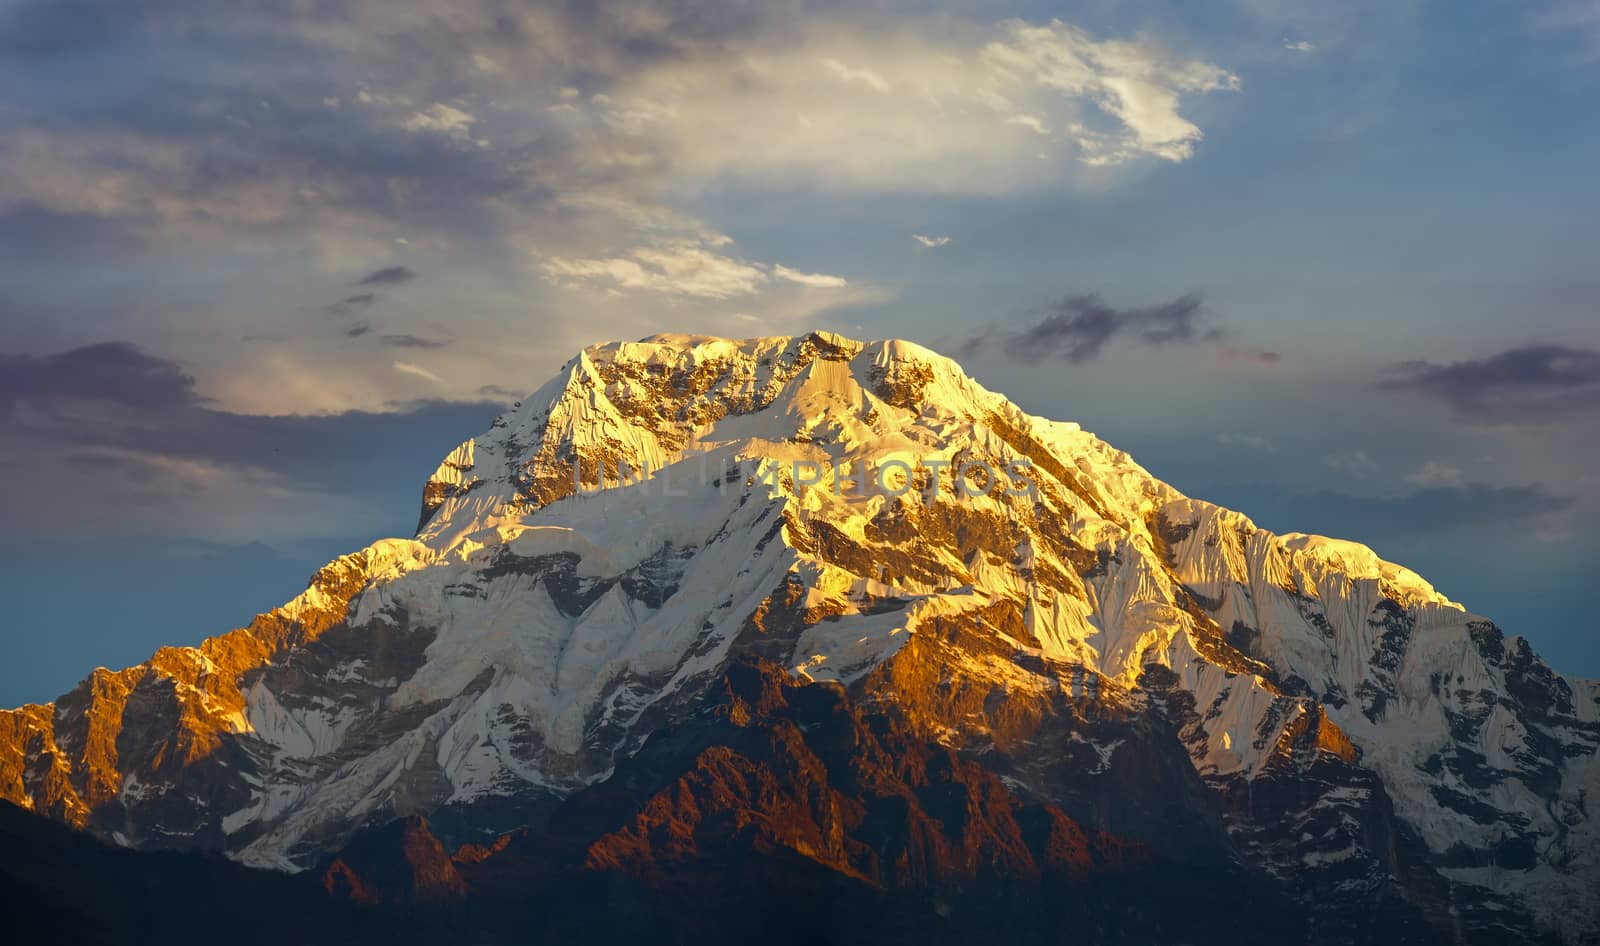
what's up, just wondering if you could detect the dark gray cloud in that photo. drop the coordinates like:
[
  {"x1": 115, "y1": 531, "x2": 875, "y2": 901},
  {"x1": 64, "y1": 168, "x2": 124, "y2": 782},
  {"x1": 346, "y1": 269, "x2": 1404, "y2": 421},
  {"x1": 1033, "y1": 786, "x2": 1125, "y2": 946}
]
[
  {"x1": 0, "y1": 340, "x2": 500, "y2": 516},
  {"x1": 966, "y1": 292, "x2": 1219, "y2": 363},
  {"x1": 327, "y1": 293, "x2": 377, "y2": 314},
  {"x1": 0, "y1": 0, "x2": 787, "y2": 62},
  {"x1": 0, "y1": 70, "x2": 561, "y2": 270},
  {"x1": 346, "y1": 322, "x2": 372, "y2": 338},
  {"x1": 0, "y1": 205, "x2": 147, "y2": 261},
  {"x1": 357, "y1": 266, "x2": 418, "y2": 287},
  {"x1": 1219, "y1": 346, "x2": 1283, "y2": 368},
  {"x1": 380, "y1": 334, "x2": 450, "y2": 349},
  {"x1": 0, "y1": 342, "x2": 200, "y2": 412},
  {"x1": 477, "y1": 383, "x2": 522, "y2": 400},
  {"x1": 1382, "y1": 344, "x2": 1600, "y2": 423}
]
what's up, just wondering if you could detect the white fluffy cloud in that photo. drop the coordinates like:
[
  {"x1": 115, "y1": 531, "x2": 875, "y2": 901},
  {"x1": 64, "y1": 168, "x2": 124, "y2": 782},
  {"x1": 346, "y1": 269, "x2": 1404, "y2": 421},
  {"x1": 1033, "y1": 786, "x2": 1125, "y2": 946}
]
[
  {"x1": 541, "y1": 241, "x2": 846, "y2": 299},
  {"x1": 772, "y1": 265, "x2": 849, "y2": 288},
  {"x1": 566, "y1": 18, "x2": 1238, "y2": 193},
  {"x1": 401, "y1": 103, "x2": 477, "y2": 136}
]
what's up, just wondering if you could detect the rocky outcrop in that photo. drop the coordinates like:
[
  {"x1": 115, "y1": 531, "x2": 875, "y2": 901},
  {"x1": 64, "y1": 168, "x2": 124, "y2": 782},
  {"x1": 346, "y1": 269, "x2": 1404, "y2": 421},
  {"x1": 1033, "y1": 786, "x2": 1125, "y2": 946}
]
[
  {"x1": 314, "y1": 659, "x2": 1303, "y2": 945},
  {"x1": 322, "y1": 815, "x2": 468, "y2": 906},
  {"x1": 0, "y1": 551, "x2": 376, "y2": 839}
]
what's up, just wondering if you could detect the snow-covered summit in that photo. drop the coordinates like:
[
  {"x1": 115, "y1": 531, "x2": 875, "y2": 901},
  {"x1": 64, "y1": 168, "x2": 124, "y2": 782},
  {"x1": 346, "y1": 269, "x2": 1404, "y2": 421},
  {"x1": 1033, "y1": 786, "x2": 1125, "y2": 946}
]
[{"x1": 2, "y1": 332, "x2": 1595, "y2": 941}]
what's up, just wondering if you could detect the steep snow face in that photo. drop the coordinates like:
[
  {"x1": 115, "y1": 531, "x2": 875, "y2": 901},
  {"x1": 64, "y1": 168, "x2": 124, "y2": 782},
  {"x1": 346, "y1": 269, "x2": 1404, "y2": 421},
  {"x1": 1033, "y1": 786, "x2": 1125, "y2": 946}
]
[{"x1": 2, "y1": 332, "x2": 1596, "y2": 939}]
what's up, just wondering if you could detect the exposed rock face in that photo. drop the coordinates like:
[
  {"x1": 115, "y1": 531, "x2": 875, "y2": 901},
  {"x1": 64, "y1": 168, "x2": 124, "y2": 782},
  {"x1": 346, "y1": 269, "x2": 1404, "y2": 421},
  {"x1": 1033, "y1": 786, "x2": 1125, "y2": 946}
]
[
  {"x1": 320, "y1": 658, "x2": 1304, "y2": 946},
  {"x1": 0, "y1": 552, "x2": 374, "y2": 842},
  {"x1": 2, "y1": 332, "x2": 1596, "y2": 943},
  {"x1": 322, "y1": 815, "x2": 468, "y2": 906}
]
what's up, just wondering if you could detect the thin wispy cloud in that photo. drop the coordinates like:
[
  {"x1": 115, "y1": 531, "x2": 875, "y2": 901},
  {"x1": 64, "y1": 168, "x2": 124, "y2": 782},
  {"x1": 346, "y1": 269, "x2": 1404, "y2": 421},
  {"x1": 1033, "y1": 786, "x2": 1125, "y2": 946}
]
[
  {"x1": 820, "y1": 58, "x2": 891, "y2": 94},
  {"x1": 1406, "y1": 462, "x2": 1466, "y2": 488},
  {"x1": 541, "y1": 242, "x2": 768, "y2": 299},
  {"x1": 392, "y1": 361, "x2": 444, "y2": 384},
  {"x1": 772, "y1": 265, "x2": 848, "y2": 288},
  {"x1": 1325, "y1": 450, "x2": 1379, "y2": 479},
  {"x1": 542, "y1": 242, "x2": 847, "y2": 298},
  {"x1": 913, "y1": 234, "x2": 953, "y2": 248},
  {"x1": 1219, "y1": 346, "x2": 1283, "y2": 368},
  {"x1": 381, "y1": 335, "x2": 451, "y2": 349},
  {"x1": 327, "y1": 293, "x2": 377, "y2": 314}
]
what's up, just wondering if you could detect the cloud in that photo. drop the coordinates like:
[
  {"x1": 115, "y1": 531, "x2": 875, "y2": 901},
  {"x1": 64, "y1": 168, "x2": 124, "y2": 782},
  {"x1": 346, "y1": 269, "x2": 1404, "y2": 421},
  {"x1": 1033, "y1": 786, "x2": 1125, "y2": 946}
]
[
  {"x1": 346, "y1": 322, "x2": 372, "y2": 338},
  {"x1": 0, "y1": 4, "x2": 1239, "y2": 392},
  {"x1": 1325, "y1": 449, "x2": 1379, "y2": 479},
  {"x1": 772, "y1": 265, "x2": 848, "y2": 289},
  {"x1": 1006, "y1": 114, "x2": 1051, "y2": 136},
  {"x1": 393, "y1": 360, "x2": 444, "y2": 384},
  {"x1": 327, "y1": 293, "x2": 377, "y2": 314},
  {"x1": 0, "y1": 87, "x2": 530, "y2": 265},
  {"x1": 980, "y1": 20, "x2": 1240, "y2": 164},
  {"x1": 357, "y1": 266, "x2": 418, "y2": 287},
  {"x1": 0, "y1": 341, "x2": 499, "y2": 539},
  {"x1": 913, "y1": 234, "x2": 952, "y2": 248},
  {"x1": 1284, "y1": 40, "x2": 1317, "y2": 52},
  {"x1": 1406, "y1": 461, "x2": 1466, "y2": 488},
  {"x1": 1210, "y1": 482, "x2": 1574, "y2": 539},
  {"x1": 968, "y1": 291, "x2": 1216, "y2": 363},
  {"x1": 0, "y1": 342, "x2": 199, "y2": 412},
  {"x1": 542, "y1": 241, "x2": 767, "y2": 299},
  {"x1": 381, "y1": 334, "x2": 451, "y2": 349},
  {"x1": 1381, "y1": 344, "x2": 1600, "y2": 423},
  {"x1": 476, "y1": 384, "x2": 522, "y2": 401},
  {"x1": 820, "y1": 58, "x2": 891, "y2": 94},
  {"x1": 400, "y1": 103, "x2": 481, "y2": 142},
  {"x1": 1218, "y1": 346, "x2": 1283, "y2": 368},
  {"x1": 582, "y1": 16, "x2": 1238, "y2": 193},
  {"x1": 0, "y1": 2, "x2": 1236, "y2": 427},
  {"x1": 541, "y1": 242, "x2": 846, "y2": 298}
]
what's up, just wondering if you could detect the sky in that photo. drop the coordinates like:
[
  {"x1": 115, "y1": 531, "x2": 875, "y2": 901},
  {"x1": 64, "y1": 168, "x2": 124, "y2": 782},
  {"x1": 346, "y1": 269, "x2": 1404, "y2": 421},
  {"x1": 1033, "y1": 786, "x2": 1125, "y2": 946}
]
[{"x1": 1, "y1": 0, "x2": 1596, "y2": 705}]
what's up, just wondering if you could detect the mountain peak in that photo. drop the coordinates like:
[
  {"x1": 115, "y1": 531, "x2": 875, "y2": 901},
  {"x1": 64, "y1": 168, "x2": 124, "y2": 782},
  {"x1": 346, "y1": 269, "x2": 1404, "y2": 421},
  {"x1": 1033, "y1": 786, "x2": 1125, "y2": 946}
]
[
  {"x1": 3, "y1": 331, "x2": 1597, "y2": 942},
  {"x1": 413, "y1": 331, "x2": 1030, "y2": 543}
]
